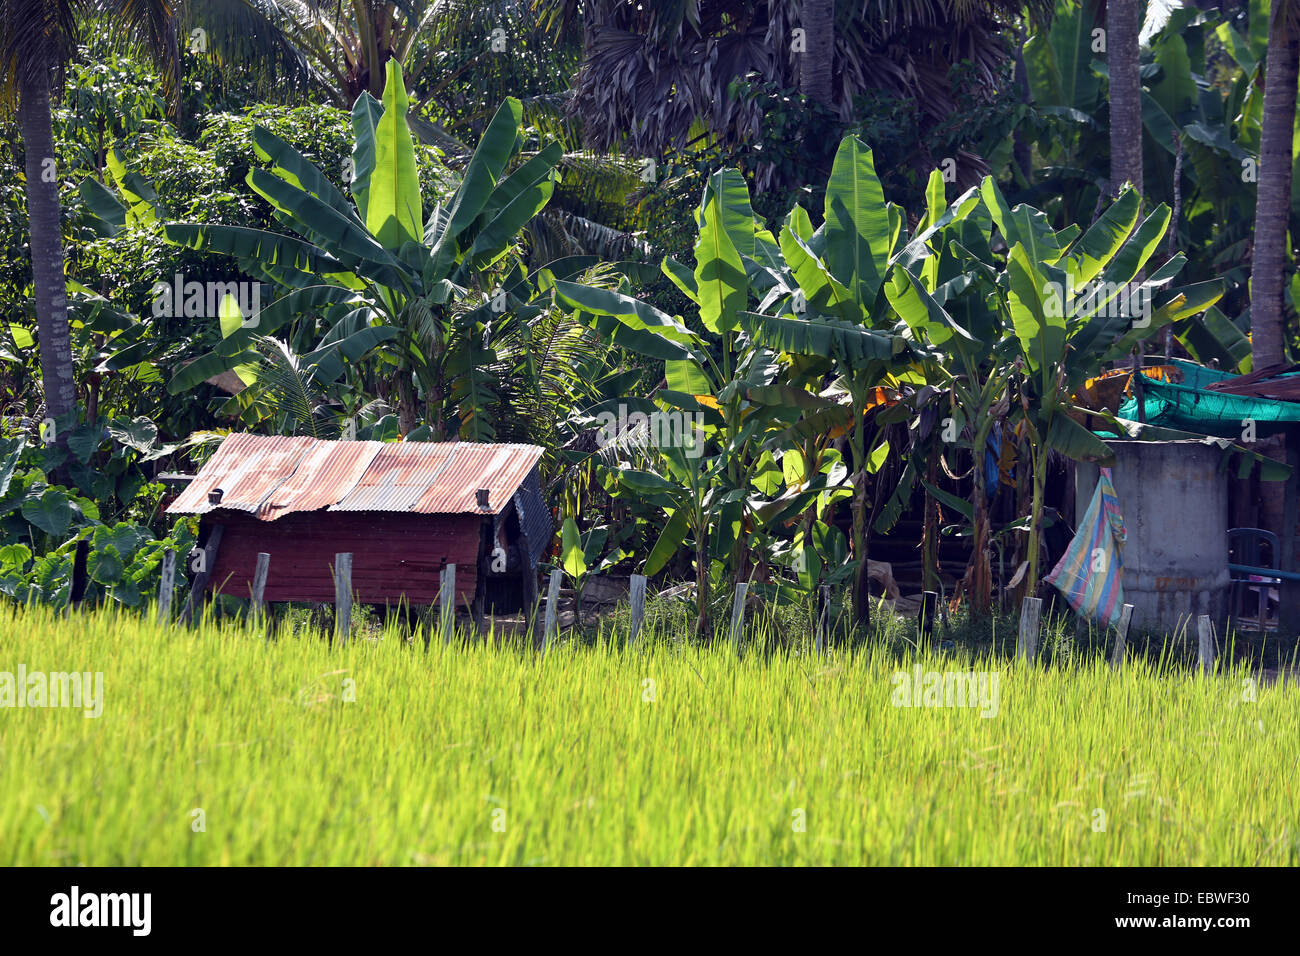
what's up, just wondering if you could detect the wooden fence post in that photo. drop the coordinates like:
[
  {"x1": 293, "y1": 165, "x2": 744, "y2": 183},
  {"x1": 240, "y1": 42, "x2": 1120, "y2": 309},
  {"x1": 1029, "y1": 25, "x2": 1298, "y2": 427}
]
[
  {"x1": 157, "y1": 548, "x2": 176, "y2": 626},
  {"x1": 730, "y1": 582, "x2": 748, "y2": 653},
  {"x1": 627, "y1": 573, "x2": 647, "y2": 647},
  {"x1": 440, "y1": 564, "x2": 456, "y2": 643},
  {"x1": 250, "y1": 552, "x2": 270, "y2": 625},
  {"x1": 179, "y1": 525, "x2": 224, "y2": 628},
  {"x1": 1017, "y1": 596, "x2": 1042, "y2": 661},
  {"x1": 918, "y1": 590, "x2": 939, "y2": 646},
  {"x1": 69, "y1": 539, "x2": 90, "y2": 611},
  {"x1": 1109, "y1": 604, "x2": 1134, "y2": 668},
  {"x1": 334, "y1": 553, "x2": 353, "y2": 642},
  {"x1": 1197, "y1": 614, "x2": 1215, "y2": 675},
  {"x1": 541, "y1": 568, "x2": 563, "y2": 649}
]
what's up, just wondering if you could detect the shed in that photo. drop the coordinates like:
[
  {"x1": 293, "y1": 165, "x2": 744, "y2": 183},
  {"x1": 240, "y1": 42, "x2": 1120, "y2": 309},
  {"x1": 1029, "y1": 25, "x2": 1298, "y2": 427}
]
[{"x1": 166, "y1": 434, "x2": 550, "y2": 622}]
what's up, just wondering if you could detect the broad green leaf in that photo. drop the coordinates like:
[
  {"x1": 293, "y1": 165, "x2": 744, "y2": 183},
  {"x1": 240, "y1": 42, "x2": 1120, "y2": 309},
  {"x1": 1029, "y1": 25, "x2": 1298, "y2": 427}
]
[
  {"x1": 823, "y1": 137, "x2": 891, "y2": 306},
  {"x1": 253, "y1": 126, "x2": 357, "y2": 221},
  {"x1": 694, "y1": 188, "x2": 747, "y2": 333},
  {"x1": 1067, "y1": 187, "x2": 1140, "y2": 287},
  {"x1": 349, "y1": 92, "x2": 384, "y2": 220},
  {"x1": 1045, "y1": 413, "x2": 1114, "y2": 463},
  {"x1": 1005, "y1": 243, "x2": 1067, "y2": 376},
  {"x1": 553, "y1": 281, "x2": 696, "y2": 345},
  {"x1": 22, "y1": 489, "x2": 73, "y2": 537},
  {"x1": 644, "y1": 507, "x2": 690, "y2": 577},
  {"x1": 561, "y1": 517, "x2": 587, "y2": 579},
  {"x1": 698, "y1": 168, "x2": 755, "y2": 259},
  {"x1": 366, "y1": 60, "x2": 424, "y2": 250}
]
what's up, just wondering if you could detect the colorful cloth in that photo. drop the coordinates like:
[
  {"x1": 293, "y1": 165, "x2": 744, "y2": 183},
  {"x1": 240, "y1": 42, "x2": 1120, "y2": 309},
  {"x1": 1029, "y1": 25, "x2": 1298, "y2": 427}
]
[{"x1": 1045, "y1": 466, "x2": 1127, "y2": 626}]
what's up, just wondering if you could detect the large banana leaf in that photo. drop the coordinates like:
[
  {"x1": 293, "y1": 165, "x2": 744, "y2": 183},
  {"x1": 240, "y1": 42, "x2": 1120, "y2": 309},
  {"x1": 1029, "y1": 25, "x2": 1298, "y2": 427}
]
[
  {"x1": 778, "y1": 225, "x2": 861, "y2": 323},
  {"x1": 739, "y1": 311, "x2": 902, "y2": 363},
  {"x1": 1045, "y1": 412, "x2": 1114, "y2": 463},
  {"x1": 698, "y1": 168, "x2": 755, "y2": 259},
  {"x1": 430, "y1": 98, "x2": 523, "y2": 264},
  {"x1": 349, "y1": 92, "x2": 384, "y2": 221},
  {"x1": 163, "y1": 224, "x2": 363, "y2": 291},
  {"x1": 366, "y1": 60, "x2": 424, "y2": 250},
  {"x1": 1005, "y1": 243, "x2": 1067, "y2": 377},
  {"x1": 822, "y1": 137, "x2": 891, "y2": 308},
  {"x1": 884, "y1": 268, "x2": 978, "y2": 349},
  {"x1": 693, "y1": 187, "x2": 748, "y2": 334},
  {"x1": 1066, "y1": 187, "x2": 1140, "y2": 287},
  {"x1": 253, "y1": 126, "x2": 358, "y2": 222},
  {"x1": 553, "y1": 281, "x2": 696, "y2": 346}
]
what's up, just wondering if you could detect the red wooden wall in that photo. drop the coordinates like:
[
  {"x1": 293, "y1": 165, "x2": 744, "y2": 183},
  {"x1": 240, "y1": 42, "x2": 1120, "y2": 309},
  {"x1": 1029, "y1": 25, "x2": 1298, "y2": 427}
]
[{"x1": 205, "y1": 511, "x2": 482, "y2": 606}]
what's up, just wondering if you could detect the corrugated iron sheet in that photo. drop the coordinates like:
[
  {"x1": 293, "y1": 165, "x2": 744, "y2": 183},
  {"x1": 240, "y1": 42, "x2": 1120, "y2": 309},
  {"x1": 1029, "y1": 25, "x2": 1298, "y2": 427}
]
[
  {"x1": 167, "y1": 434, "x2": 544, "y2": 521},
  {"x1": 167, "y1": 434, "x2": 314, "y2": 516},
  {"x1": 257, "y1": 439, "x2": 384, "y2": 520},
  {"x1": 412, "y1": 444, "x2": 543, "y2": 514}
]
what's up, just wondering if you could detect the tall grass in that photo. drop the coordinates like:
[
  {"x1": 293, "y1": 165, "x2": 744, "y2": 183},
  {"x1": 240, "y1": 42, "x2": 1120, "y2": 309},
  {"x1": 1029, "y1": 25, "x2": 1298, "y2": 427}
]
[{"x1": 2, "y1": 602, "x2": 1296, "y2": 865}]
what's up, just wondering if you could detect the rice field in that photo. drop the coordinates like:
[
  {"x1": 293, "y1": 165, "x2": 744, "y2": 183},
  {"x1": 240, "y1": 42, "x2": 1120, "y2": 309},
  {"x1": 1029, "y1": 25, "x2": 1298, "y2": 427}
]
[{"x1": 2, "y1": 602, "x2": 1297, "y2": 865}]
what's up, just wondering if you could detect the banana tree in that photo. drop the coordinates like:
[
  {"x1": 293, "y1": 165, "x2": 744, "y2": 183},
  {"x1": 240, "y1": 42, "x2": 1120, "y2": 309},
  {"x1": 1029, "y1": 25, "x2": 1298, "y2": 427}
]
[
  {"x1": 892, "y1": 173, "x2": 1224, "y2": 601},
  {"x1": 739, "y1": 136, "x2": 952, "y2": 627},
  {"x1": 160, "y1": 61, "x2": 567, "y2": 440},
  {"x1": 554, "y1": 169, "x2": 837, "y2": 635}
]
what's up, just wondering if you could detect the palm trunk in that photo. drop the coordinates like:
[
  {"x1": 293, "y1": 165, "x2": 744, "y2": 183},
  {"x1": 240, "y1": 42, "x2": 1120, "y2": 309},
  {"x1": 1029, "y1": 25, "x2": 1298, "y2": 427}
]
[
  {"x1": 1108, "y1": 0, "x2": 1143, "y2": 198},
  {"x1": 19, "y1": 62, "x2": 78, "y2": 428},
  {"x1": 1250, "y1": 8, "x2": 1300, "y2": 369},
  {"x1": 800, "y1": 0, "x2": 835, "y2": 108}
]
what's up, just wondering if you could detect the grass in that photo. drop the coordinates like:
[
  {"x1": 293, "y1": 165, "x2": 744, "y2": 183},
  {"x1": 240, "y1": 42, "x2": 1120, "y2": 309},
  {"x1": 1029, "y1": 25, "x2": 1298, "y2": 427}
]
[{"x1": 2, "y1": 600, "x2": 1297, "y2": 865}]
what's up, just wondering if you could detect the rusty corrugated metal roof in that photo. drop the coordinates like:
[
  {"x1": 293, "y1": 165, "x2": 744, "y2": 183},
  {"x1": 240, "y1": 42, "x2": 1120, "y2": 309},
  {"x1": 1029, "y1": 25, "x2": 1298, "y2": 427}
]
[
  {"x1": 166, "y1": 433, "x2": 543, "y2": 521},
  {"x1": 257, "y1": 439, "x2": 384, "y2": 520},
  {"x1": 167, "y1": 434, "x2": 315, "y2": 516}
]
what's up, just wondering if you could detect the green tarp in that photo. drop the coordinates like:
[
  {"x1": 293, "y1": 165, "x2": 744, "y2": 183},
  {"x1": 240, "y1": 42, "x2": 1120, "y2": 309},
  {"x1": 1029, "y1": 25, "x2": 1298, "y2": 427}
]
[{"x1": 1118, "y1": 359, "x2": 1300, "y2": 439}]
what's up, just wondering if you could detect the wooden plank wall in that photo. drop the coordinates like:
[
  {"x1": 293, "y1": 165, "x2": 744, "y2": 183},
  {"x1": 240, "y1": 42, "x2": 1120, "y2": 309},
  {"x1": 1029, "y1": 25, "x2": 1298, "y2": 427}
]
[{"x1": 205, "y1": 511, "x2": 481, "y2": 607}]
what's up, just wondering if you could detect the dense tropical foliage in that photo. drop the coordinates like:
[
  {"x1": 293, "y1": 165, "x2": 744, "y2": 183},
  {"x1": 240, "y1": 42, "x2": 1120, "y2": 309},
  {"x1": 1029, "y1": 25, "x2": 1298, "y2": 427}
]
[{"x1": 0, "y1": 0, "x2": 1295, "y2": 640}]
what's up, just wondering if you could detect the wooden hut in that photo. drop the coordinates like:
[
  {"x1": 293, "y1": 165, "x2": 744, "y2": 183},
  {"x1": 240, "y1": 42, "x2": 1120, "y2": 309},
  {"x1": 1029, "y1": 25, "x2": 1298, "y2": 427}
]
[{"x1": 166, "y1": 434, "x2": 550, "y2": 623}]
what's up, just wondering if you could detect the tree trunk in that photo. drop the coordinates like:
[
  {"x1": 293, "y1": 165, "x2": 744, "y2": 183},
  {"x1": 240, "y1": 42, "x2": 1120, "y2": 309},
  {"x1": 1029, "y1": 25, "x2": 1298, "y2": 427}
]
[
  {"x1": 968, "y1": 451, "x2": 993, "y2": 614},
  {"x1": 1250, "y1": 7, "x2": 1300, "y2": 369},
  {"x1": 1107, "y1": 0, "x2": 1143, "y2": 199},
  {"x1": 800, "y1": 0, "x2": 835, "y2": 108},
  {"x1": 695, "y1": 530, "x2": 710, "y2": 640},
  {"x1": 18, "y1": 63, "x2": 78, "y2": 427}
]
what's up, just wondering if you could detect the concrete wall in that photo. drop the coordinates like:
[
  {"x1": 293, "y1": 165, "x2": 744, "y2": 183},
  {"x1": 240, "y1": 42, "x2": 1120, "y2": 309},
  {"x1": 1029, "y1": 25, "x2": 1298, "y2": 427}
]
[{"x1": 1076, "y1": 440, "x2": 1229, "y2": 634}]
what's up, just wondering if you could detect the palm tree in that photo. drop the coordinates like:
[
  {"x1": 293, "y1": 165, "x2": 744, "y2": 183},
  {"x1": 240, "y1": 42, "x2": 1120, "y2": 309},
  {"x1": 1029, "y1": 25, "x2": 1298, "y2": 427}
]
[
  {"x1": 800, "y1": 0, "x2": 834, "y2": 107},
  {"x1": 545, "y1": 0, "x2": 1051, "y2": 165},
  {"x1": 3, "y1": 0, "x2": 174, "y2": 435},
  {"x1": 1107, "y1": 0, "x2": 1142, "y2": 200},
  {"x1": 3, "y1": 0, "x2": 82, "y2": 430},
  {"x1": 1250, "y1": 0, "x2": 1300, "y2": 369}
]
